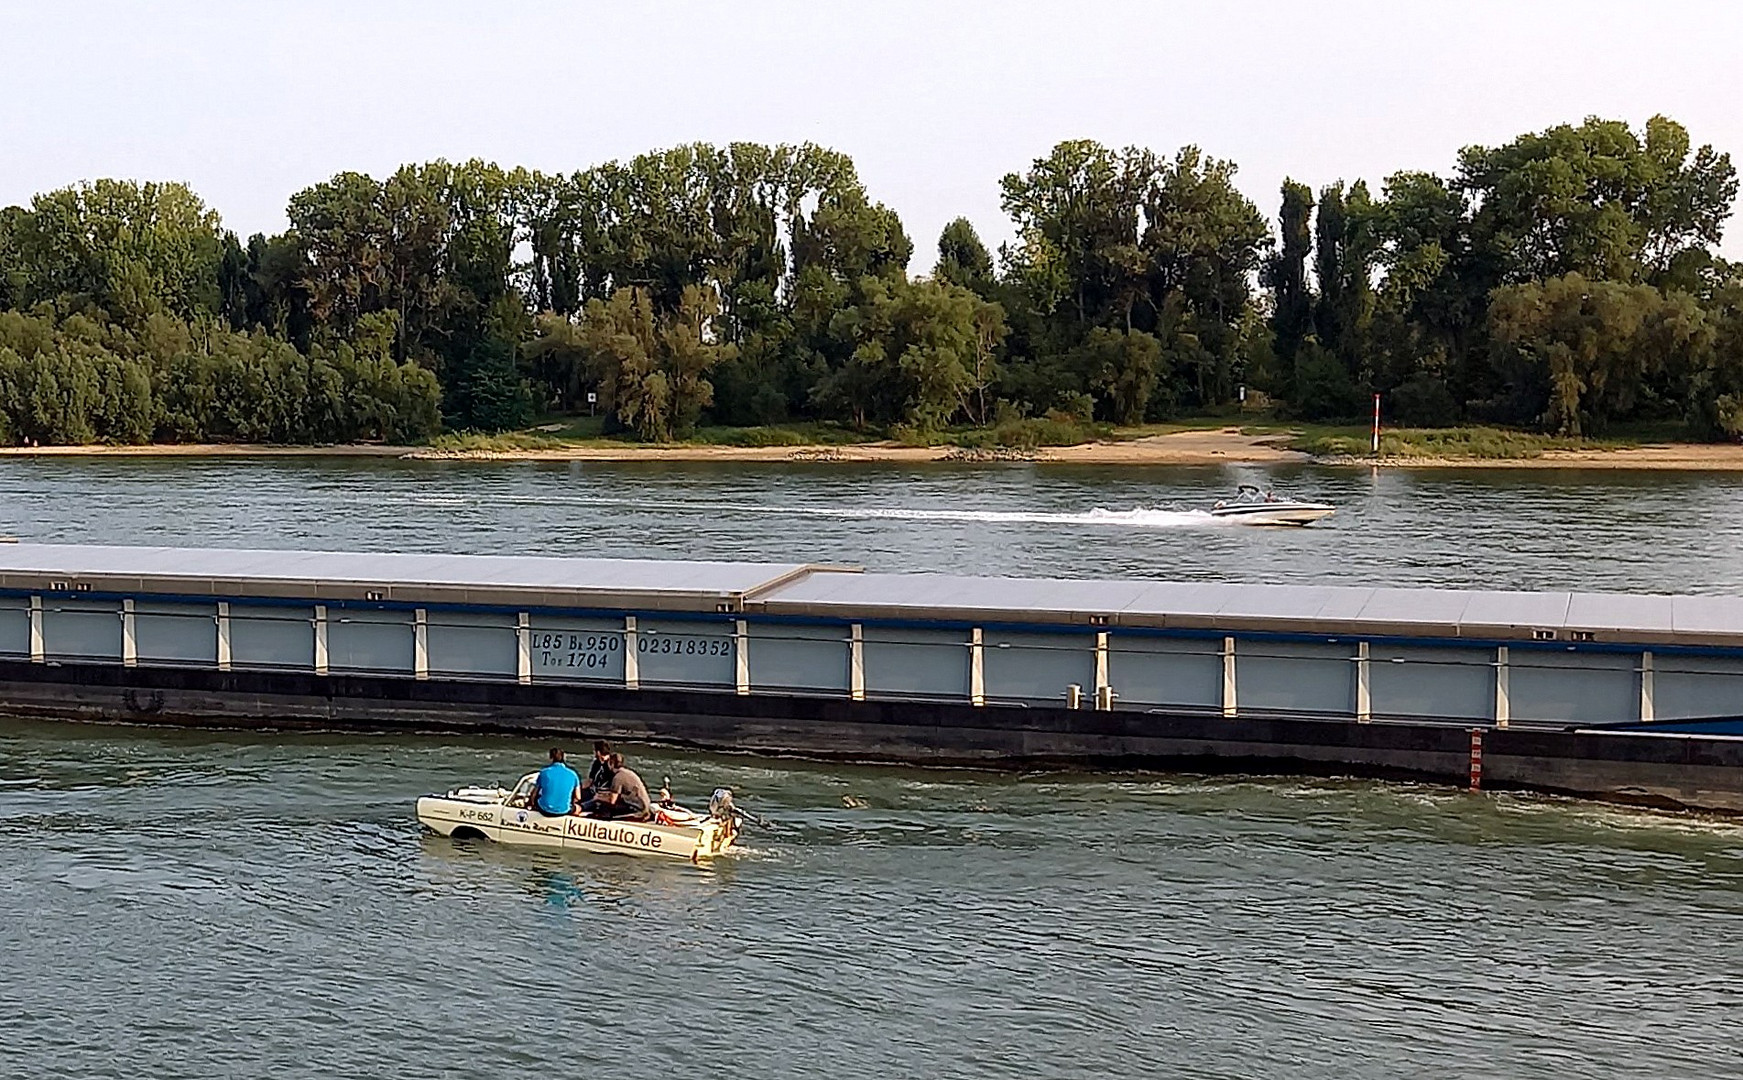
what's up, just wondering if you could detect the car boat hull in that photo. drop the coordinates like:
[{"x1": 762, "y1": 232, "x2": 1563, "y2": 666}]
[
  {"x1": 1209, "y1": 502, "x2": 1336, "y2": 526},
  {"x1": 1210, "y1": 484, "x2": 1337, "y2": 526},
  {"x1": 417, "y1": 777, "x2": 738, "y2": 863}
]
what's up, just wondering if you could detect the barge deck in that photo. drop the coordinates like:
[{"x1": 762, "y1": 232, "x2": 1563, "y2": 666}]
[{"x1": 2, "y1": 543, "x2": 1741, "y2": 810}]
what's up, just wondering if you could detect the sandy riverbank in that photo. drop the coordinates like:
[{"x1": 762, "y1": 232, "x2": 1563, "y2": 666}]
[
  {"x1": 1314, "y1": 444, "x2": 1743, "y2": 470},
  {"x1": 4, "y1": 427, "x2": 1743, "y2": 468},
  {"x1": 0, "y1": 443, "x2": 414, "y2": 458},
  {"x1": 0, "y1": 428, "x2": 1303, "y2": 465},
  {"x1": 404, "y1": 427, "x2": 1310, "y2": 465}
]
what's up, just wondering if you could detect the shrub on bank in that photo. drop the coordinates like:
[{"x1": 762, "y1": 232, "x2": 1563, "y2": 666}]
[
  {"x1": 426, "y1": 431, "x2": 562, "y2": 453},
  {"x1": 0, "y1": 310, "x2": 441, "y2": 445},
  {"x1": 695, "y1": 425, "x2": 816, "y2": 448},
  {"x1": 944, "y1": 411, "x2": 1109, "y2": 449},
  {"x1": 1300, "y1": 425, "x2": 1592, "y2": 459}
]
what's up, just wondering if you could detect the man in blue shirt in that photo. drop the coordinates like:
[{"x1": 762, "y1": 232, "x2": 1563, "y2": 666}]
[{"x1": 530, "y1": 748, "x2": 581, "y2": 816}]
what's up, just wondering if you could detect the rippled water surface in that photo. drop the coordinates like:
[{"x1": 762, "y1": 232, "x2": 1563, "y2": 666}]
[
  {"x1": 4, "y1": 457, "x2": 1743, "y2": 1078},
  {"x1": 4, "y1": 456, "x2": 1743, "y2": 590},
  {"x1": 4, "y1": 723, "x2": 1742, "y2": 1079}
]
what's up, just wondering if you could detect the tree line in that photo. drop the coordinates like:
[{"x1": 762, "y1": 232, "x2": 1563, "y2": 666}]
[{"x1": 0, "y1": 115, "x2": 1739, "y2": 446}]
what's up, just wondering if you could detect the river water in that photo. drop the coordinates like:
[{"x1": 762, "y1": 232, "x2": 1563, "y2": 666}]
[
  {"x1": 3, "y1": 457, "x2": 1743, "y2": 1078},
  {"x1": 5, "y1": 456, "x2": 1743, "y2": 590}
]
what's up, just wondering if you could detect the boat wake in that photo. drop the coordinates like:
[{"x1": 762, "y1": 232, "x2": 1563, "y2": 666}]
[
  {"x1": 403, "y1": 492, "x2": 1220, "y2": 530},
  {"x1": 762, "y1": 504, "x2": 1217, "y2": 529}
]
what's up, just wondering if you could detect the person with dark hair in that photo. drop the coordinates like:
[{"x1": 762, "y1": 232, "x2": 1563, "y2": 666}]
[
  {"x1": 580, "y1": 740, "x2": 613, "y2": 803},
  {"x1": 590, "y1": 752, "x2": 651, "y2": 821},
  {"x1": 529, "y1": 748, "x2": 581, "y2": 816}
]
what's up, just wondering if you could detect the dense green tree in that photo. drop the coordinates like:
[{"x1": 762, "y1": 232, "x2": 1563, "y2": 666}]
[
  {"x1": 287, "y1": 170, "x2": 405, "y2": 342},
  {"x1": 3, "y1": 122, "x2": 1739, "y2": 447},
  {"x1": 937, "y1": 218, "x2": 995, "y2": 296},
  {"x1": 516, "y1": 142, "x2": 912, "y2": 429},
  {"x1": 791, "y1": 187, "x2": 913, "y2": 284},
  {"x1": 237, "y1": 232, "x2": 314, "y2": 346},
  {"x1": 578, "y1": 285, "x2": 734, "y2": 441},
  {"x1": 441, "y1": 342, "x2": 527, "y2": 430},
  {"x1": 0, "y1": 207, "x2": 23, "y2": 311},
  {"x1": 1458, "y1": 115, "x2": 1737, "y2": 286},
  {"x1": 1692, "y1": 277, "x2": 1743, "y2": 438},
  {"x1": 811, "y1": 275, "x2": 1003, "y2": 430},
  {"x1": 1364, "y1": 171, "x2": 1476, "y2": 401},
  {"x1": 1489, "y1": 273, "x2": 1708, "y2": 434},
  {"x1": 12, "y1": 180, "x2": 224, "y2": 320},
  {"x1": 1264, "y1": 180, "x2": 1315, "y2": 382},
  {"x1": 1135, "y1": 147, "x2": 1269, "y2": 406},
  {"x1": 521, "y1": 312, "x2": 591, "y2": 413},
  {"x1": 1312, "y1": 181, "x2": 1378, "y2": 380},
  {"x1": 891, "y1": 279, "x2": 1004, "y2": 431},
  {"x1": 442, "y1": 167, "x2": 530, "y2": 431},
  {"x1": 1290, "y1": 338, "x2": 1362, "y2": 421},
  {"x1": 996, "y1": 142, "x2": 1266, "y2": 415},
  {"x1": 1000, "y1": 141, "x2": 1144, "y2": 332},
  {"x1": 1070, "y1": 327, "x2": 1163, "y2": 424},
  {"x1": 0, "y1": 308, "x2": 438, "y2": 446},
  {"x1": 0, "y1": 346, "x2": 96, "y2": 443},
  {"x1": 660, "y1": 285, "x2": 734, "y2": 436}
]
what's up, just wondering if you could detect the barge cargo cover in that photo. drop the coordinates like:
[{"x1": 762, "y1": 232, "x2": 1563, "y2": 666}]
[{"x1": 2, "y1": 543, "x2": 1741, "y2": 809}]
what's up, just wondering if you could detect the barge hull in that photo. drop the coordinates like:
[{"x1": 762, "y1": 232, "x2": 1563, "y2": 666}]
[{"x1": 4, "y1": 658, "x2": 1741, "y2": 813}]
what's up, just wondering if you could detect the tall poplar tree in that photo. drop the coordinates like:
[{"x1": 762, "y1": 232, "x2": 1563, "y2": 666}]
[{"x1": 1264, "y1": 180, "x2": 1315, "y2": 377}]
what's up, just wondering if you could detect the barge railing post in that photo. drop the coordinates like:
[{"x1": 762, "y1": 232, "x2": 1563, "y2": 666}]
[
  {"x1": 1094, "y1": 631, "x2": 1110, "y2": 709},
  {"x1": 1221, "y1": 636, "x2": 1237, "y2": 718},
  {"x1": 1494, "y1": 646, "x2": 1510, "y2": 729},
  {"x1": 311, "y1": 605, "x2": 327, "y2": 676},
  {"x1": 623, "y1": 616, "x2": 640, "y2": 690},
  {"x1": 735, "y1": 619, "x2": 749, "y2": 696},
  {"x1": 970, "y1": 628, "x2": 985, "y2": 706},
  {"x1": 216, "y1": 602, "x2": 231, "y2": 672},
  {"x1": 1355, "y1": 641, "x2": 1371, "y2": 722},
  {"x1": 849, "y1": 623, "x2": 865, "y2": 701},
  {"x1": 414, "y1": 608, "x2": 429, "y2": 681},
  {"x1": 1640, "y1": 650, "x2": 1655, "y2": 723},
  {"x1": 28, "y1": 595, "x2": 43, "y2": 663},
  {"x1": 1468, "y1": 728, "x2": 1484, "y2": 790},
  {"x1": 121, "y1": 599, "x2": 137, "y2": 668},
  {"x1": 515, "y1": 612, "x2": 531, "y2": 685}
]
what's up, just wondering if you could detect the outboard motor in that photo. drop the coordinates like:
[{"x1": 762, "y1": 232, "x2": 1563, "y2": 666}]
[{"x1": 709, "y1": 787, "x2": 736, "y2": 821}]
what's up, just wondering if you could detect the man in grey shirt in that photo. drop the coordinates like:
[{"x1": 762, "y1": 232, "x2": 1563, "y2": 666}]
[{"x1": 592, "y1": 752, "x2": 651, "y2": 821}]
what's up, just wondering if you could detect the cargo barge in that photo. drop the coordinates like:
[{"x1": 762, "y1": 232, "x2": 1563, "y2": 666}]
[{"x1": 2, "y1": 543, "x2": 1740, "y2": 810}]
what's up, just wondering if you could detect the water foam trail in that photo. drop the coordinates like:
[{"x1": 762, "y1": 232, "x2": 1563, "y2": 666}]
[
  {"x1": 396, "y1": 492, "x2": 1219, "y2": 529},
  {"x1": 821, "y1": 504, "x2": 1217, "y2": 528}
]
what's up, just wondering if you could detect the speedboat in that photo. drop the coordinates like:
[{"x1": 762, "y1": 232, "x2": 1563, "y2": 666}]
[
  {"x1": 417, "y1": 773, "x2": 742, "y2": 863},
  {"x1": 1209, "y1": 484, "x2": 1336, "y2": 526}
]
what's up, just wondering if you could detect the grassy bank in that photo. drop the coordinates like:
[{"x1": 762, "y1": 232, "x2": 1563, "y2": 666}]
[
  {"x1": 422, "y1": 413, "x2": 1727, "y2": 461},
  {"x1": 426, "y1": 415, "x2": 1127, "y2": 453},
  {"x1": 48, "y1": 411, "x2": 1721, "y2": 465},
  {"x1": 1284, "y1": 420, "x2": 1702, "y2": 460},
  {"x1": 425, "y1": 418, "x2": 874, "y2": 454},
  {"x1": 9, "y1": 417, "x2": 1741, "y2": 469}
]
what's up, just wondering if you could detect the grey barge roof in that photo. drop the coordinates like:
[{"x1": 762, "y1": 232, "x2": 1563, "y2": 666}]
[
  {"x1": 0, "y1": 543, "x2": 827, "y2": 611},
  {"x1": 2, "y1": 543, "x2": 1741, "y2": 646},
  {"x1": 751, "y1": 570, "x2": 1743, "y2": 647}
]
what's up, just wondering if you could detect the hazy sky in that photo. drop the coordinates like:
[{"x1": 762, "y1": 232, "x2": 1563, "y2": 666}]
[{"x1": 6, "y1": 0, "x2": 1743, "y2": 266}]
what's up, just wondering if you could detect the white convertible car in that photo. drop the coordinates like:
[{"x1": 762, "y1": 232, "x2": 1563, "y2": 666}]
[{"x1": 417, "y1": 773, "x2": 742, "y2": 863}]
